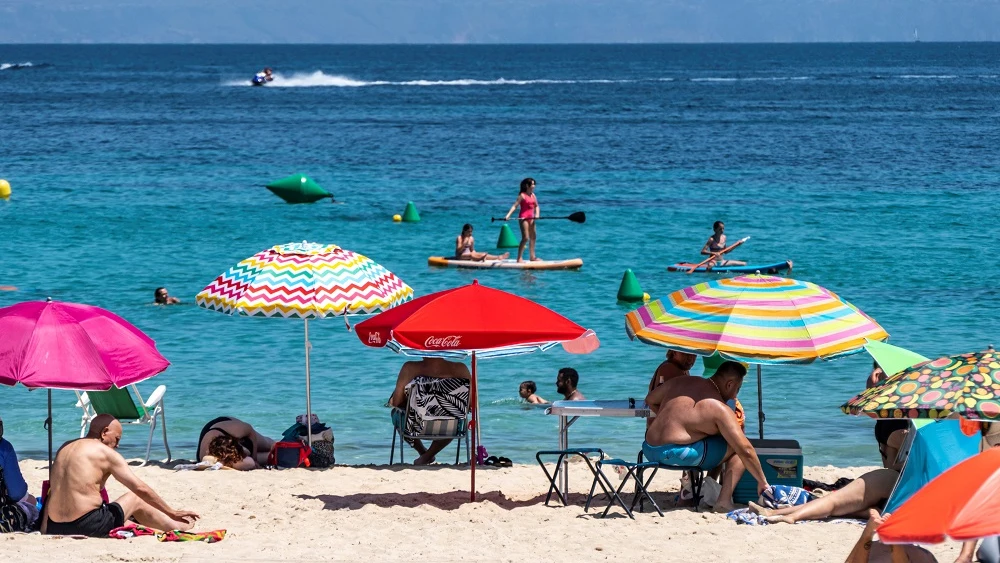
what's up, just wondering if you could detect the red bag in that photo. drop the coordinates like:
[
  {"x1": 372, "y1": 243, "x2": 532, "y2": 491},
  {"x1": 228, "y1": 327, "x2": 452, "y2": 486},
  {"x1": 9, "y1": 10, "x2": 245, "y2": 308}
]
[{"x1": 268, "y1": 441, "x2": 312, "y2": 468}]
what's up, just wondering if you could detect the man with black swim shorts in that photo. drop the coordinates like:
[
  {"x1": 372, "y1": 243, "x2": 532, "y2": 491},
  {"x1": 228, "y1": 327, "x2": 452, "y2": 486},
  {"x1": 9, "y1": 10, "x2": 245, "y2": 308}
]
[
  {"x1": 42, "y1": 415, "x2": 199, "y2": 538},
  {"x1": 643, "y1": 361, "x2": 769, "y2": 512}
]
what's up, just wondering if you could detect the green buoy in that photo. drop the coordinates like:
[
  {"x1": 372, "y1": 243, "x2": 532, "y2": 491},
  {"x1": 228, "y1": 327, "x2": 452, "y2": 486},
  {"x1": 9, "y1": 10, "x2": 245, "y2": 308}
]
[
  {"x1": 266, "y1": 174, "x2": 332, "y2": 204},
  {"x1": 401, "y1": 201, "x2": 421, "y2": 222},
  {"x1": 617, "y1": 269, "x2": 644, "y2": 302},
  {"x1": 496, "y1": 224, "x2": 519, "y2": 248}
]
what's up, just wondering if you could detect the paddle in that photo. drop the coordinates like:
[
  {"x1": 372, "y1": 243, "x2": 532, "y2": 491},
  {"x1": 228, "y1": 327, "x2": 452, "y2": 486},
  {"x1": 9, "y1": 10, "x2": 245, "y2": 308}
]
[
  {"x1": 687, "y1": 236, "x2": 750, "y2": 274},
  {"x1": 491, "y1": 211, "x2": 586, "y2": 224}
]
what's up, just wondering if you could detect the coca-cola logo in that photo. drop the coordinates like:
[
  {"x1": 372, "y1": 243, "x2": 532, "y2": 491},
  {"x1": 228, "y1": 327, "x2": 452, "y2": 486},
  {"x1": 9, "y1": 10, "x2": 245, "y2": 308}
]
[
  {"x1": 424, "y1": 335, "x2": 462, "y2": 348},
  {"x1": 367, "y1": 332, "x2": 382, "y2": 344}
]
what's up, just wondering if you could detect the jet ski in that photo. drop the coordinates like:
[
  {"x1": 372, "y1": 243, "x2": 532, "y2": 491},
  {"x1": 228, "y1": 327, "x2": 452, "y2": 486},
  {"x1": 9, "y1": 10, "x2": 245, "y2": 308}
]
[{"x1": 251, "y1": 67, "x2": 274, "y2": 86}]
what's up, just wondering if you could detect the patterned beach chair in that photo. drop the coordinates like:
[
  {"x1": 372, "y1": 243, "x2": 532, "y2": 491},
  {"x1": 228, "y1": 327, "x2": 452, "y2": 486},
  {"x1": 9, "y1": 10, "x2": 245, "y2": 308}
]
[{"x1": 390, "y1": 376, "x2": 471, "y2": 465}]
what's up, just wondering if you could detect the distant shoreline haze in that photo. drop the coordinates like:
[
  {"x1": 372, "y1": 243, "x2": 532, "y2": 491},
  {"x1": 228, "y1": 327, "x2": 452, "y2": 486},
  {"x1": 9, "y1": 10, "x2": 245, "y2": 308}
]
[{"x1": 1, "y1": 0, "x2": 998, "y2": 43}]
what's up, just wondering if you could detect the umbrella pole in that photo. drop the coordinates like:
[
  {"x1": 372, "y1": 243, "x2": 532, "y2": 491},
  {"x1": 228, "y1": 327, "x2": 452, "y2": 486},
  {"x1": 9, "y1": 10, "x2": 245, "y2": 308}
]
[
  {"x1": 757, "y1": 364, "x2": 764, "y2": 440},
  {"x1": 304, "y1": 319, "x2": 313, "y2": 449},
  {"x1": 47, "y1": 389, "x2": 53, "y2": 471},
  {"x1": 470, "y1": 351, "x2": 477, "y2": 502}
]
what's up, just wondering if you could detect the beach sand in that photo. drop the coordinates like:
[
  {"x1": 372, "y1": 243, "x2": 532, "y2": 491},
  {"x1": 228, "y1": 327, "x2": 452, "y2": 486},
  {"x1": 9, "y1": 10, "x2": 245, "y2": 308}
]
[{"x1": 8, "y1": 459, "x2": 957, "y2": 563}]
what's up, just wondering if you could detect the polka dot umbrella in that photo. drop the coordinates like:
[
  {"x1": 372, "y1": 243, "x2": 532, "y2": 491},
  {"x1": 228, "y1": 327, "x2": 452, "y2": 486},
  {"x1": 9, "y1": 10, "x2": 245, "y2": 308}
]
[{"x1": 841, "y1": 349, "x2": 1000, "y2": 421}]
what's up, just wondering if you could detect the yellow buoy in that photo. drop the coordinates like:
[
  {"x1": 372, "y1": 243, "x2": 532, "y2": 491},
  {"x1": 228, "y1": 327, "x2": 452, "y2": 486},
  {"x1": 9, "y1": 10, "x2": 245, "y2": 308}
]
[
  {"x1": 392, "y1": 214, "x2": 402, "y2": 222},
  {"x1": 642, "y1": 293, "x2": 651, "y2": 302},
  {"x1": 0, "y1": 179, "x2": 10, "y2": 199}
]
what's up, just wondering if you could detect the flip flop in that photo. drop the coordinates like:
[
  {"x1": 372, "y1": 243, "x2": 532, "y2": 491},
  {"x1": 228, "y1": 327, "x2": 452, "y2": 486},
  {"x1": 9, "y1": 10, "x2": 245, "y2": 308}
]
[
  {"x1": 496, "y1": 457, "x2": 513, "y2": 468},
  {"x1": 483, "y1": 455, "x2": 499, "y2": 466}
]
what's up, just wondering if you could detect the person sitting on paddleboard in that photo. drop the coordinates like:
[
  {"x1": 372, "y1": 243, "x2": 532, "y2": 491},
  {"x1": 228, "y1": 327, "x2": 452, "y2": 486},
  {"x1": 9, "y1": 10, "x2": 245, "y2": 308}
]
[
  {"x1": 700, "y1": 221, "x2": 746, "y2": 268},
  {"x1": 503, "y1": 177, "x2": 540, "y2": 263},
  {"x1": 455, "y1": 224, "x2": 509, "y2": 262}
]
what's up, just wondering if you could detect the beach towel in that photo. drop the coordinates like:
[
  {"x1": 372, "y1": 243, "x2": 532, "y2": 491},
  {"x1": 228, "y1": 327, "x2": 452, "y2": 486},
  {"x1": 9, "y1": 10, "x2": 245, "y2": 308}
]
[
  {"x1": 759, "y1": 485, "x2": 813, "y2": 509},
  {"x1": 726, "y1": 509, "x2": 865, "y2": 527},
  {"x1": 174, "y1": 461, "x2": 225, "y2": 471},
  {"x1": 404, "y1": 377, "x2": 470, "y2": 436},
  {"x1": 156, "y1": 529, "x2": 226, "y2": 543},
  {"x1": 726, "y1": 508, "x2": 768, "y2": 526},
  {"x1": 109, "y1": 522, "x2": 157, "y2": 539}
]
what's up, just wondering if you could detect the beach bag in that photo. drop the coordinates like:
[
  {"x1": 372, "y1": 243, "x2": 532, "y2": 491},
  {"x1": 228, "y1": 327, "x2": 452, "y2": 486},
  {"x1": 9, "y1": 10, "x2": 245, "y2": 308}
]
[
  {"x1": 308, "y1": 440, "x2": 335, "y2": 468},
  {"x1": 0, "y1": 466, "x2": 28, "y2": 533},
  {"x1": 268, "y1": 441, "x2": 311, "y2": 468},
  {"x1": 679, "y1": 473, "x2": 721, "y2": 507}
]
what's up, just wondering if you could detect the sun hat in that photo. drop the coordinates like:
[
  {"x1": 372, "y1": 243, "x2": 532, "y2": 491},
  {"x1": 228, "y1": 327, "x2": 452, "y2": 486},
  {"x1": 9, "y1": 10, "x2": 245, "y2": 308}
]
[{"x1": 702, "y1": 353, "x2": 749, "y2": 377}]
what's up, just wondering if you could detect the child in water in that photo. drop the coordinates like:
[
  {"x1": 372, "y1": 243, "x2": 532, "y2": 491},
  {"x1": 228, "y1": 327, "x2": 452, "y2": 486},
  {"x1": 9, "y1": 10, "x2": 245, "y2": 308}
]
[{"x1": 519, "y1": 381, "x2": 547, "y2": 404}]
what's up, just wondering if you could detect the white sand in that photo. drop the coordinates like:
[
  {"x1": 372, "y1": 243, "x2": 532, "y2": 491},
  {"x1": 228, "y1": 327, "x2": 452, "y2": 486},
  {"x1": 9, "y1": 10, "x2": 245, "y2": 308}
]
[{"x1": 6, "y1": 459, "x2": 958, "y2": 563}]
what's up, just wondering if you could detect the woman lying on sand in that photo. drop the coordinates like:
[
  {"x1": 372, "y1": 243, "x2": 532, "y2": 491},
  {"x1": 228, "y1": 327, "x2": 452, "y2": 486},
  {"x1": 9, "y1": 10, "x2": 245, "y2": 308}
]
[
  {"x1": 749, "y1": 468, "x2": 899, "y2": 524},
  {"x1": 196, "y1": 417, "x2": 275, "y2": 470}
]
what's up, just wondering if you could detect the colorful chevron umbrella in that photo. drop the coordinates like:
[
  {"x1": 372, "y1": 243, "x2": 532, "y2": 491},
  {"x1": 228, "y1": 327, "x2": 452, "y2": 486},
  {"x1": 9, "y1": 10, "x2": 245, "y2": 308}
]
[
  {"x1": 842, "y1": 350, "x2": 1000, "y2": 421},
  {"x1": 625, "y1": 274, "x2": 888, "y2": 437},
  {"x1": 197, "y1": 241, "x2": 413, "y2": 443}
]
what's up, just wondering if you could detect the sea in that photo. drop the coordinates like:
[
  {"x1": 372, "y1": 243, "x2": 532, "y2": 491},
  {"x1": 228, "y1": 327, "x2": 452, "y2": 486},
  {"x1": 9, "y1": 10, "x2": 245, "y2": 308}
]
[{"x1": 1, "y1": 44, "x2": 998, "y2": 467}]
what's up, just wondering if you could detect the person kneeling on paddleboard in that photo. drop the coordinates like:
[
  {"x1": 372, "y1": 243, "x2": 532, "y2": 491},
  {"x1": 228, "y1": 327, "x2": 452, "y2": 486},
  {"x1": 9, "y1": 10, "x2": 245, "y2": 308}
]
[
  {"x1": 701, "y1": 221, "x2": 746, "y2": 268},
  {"x1": 504, "y1": 177, "x2": 540, "y2": 263},
  {"x1": 455, "y1": 224, "x2": 509, "y2": 262}
]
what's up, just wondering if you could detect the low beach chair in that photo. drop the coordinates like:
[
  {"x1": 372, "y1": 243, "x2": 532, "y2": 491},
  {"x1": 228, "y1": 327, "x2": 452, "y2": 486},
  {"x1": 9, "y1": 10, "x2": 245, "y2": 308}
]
[
  {"x1": 75, "y1": 384, "x2": 171, "y2": 466},
  {"x1": 390, "y1": 376, "x2": 471, "y2": 465}
]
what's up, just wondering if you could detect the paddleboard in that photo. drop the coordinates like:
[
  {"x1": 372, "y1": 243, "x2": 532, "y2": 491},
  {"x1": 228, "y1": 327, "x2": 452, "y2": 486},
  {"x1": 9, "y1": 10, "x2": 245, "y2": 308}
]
[
  {"x1": 667, "y1": 260, "x2": 793, "y2": 274},
  {"x1": 428, "y1": 256, "x2": 583, "y2": 270}
]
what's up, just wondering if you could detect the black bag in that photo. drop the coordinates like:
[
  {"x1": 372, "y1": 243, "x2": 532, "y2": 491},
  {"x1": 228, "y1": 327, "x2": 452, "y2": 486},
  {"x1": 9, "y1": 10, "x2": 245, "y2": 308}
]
[
  {"x1": 308, "y1": 440, "x2": 335, "y2": 468},
  {"x1": 0, "y1": 466, "x2": 28, "y2": 534}
]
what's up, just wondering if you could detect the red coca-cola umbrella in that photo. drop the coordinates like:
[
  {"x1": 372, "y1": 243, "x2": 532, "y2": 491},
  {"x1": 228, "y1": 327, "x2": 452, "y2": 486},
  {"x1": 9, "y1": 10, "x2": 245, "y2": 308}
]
[{"x1": 355, "y1": 280, "x2": 599, "y2": 501}]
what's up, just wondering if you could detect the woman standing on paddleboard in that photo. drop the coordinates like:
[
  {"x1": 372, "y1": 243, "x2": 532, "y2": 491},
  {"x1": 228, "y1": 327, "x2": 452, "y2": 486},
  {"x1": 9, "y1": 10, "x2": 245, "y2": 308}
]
[
  {"x1": 700, "y1": 221, "x2": 746, "y2": 267},
  {"x1": 504, "y1": 177, "x2": 540, "y2": 263}
]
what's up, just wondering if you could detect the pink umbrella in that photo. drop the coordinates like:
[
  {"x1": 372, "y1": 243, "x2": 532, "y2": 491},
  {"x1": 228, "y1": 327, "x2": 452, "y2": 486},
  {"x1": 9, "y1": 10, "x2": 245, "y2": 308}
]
[{"x1": 0, "y1": 299, "x2": 170, "y2": 464}]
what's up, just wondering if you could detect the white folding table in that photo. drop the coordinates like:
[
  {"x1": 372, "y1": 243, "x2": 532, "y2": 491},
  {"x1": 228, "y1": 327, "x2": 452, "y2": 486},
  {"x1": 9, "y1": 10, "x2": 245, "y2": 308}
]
[{"x1": 544, "y1": 399, "x2": 652, "y2": 494}]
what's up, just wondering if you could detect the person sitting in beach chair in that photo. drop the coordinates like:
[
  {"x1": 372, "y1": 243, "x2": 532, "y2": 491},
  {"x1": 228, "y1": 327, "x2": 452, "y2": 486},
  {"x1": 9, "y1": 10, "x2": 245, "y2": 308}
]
[
  {"x1": 389, "y1": 358, "x2": 471, "y2": 465},
  {"x1": 643, "y1": 360, "x2": 769, "y2": 512},
  {"x1": 867, "y1": 361, "x2": 910, "y2": 471},
  {"x1": 0, "y1": 413, "x2": 38, "y2": 533},
  {"x1": 42, "y1": 415, "x2": 199, "y2": 537}
]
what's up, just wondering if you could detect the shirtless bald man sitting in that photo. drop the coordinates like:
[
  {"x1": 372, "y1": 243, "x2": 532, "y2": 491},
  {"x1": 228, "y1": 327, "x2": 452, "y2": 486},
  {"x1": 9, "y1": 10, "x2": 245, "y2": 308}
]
[
  {"x1": 42, "y1": 414, "x2": 199, "y2": 537},
  {"x1": 643, "y1": 360, "x2": 769, "y2": 512}
]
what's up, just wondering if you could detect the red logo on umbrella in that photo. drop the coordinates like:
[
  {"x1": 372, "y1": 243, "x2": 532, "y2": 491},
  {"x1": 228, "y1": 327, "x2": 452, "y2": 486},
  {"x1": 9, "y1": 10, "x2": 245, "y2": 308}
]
[
  {"x1": 367, "y1": 332, "x2": 382, "y2": 344},
  {"x1": 424, "y1": 336, "x2": 461, "y2": 348}
]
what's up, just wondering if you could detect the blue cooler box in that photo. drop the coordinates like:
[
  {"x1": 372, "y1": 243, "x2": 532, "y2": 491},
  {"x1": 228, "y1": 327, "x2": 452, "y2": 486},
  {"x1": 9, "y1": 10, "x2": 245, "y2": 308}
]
[{"x1": 733, "y1": 438, "x2": 804, "y2": 505}]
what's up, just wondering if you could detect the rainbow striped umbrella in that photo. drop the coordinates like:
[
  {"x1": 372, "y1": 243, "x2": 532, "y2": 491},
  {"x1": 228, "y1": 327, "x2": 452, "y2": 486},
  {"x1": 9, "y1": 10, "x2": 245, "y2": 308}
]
[
  {"x1": 625, "y1": 274, "x2": 887, "y2": 437},
  {"x1": 197, "y1": 241, "x2": 413, "y2": 443}
]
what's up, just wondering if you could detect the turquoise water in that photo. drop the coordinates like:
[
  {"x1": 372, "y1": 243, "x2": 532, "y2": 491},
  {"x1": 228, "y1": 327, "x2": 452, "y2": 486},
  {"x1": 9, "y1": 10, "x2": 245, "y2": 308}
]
[{"x1": 1, "y1": 44, "x2": 998, "y2": 466}]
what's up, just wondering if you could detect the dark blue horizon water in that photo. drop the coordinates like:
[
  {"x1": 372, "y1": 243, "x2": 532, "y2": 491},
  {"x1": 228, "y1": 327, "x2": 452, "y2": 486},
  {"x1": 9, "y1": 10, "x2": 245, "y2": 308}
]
[{"x1": 1, "y1": 43, "x2": 998, "y2": 467}]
